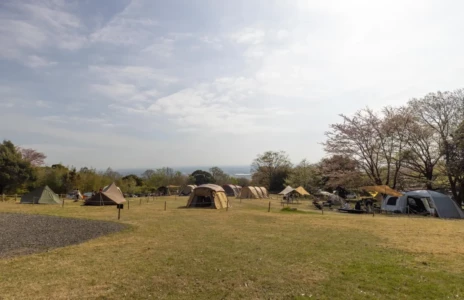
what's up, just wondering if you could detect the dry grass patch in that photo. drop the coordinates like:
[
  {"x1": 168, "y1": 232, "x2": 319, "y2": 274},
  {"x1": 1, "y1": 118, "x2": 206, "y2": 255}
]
[{"x1": 0, "y1": 196, "x2": 463, "y2": 299}]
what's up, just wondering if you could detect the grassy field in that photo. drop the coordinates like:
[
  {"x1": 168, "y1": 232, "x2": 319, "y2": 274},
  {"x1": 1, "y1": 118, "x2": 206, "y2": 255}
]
[{"x1": 0, "y1": 195, "x2": 463, "y2": 299}]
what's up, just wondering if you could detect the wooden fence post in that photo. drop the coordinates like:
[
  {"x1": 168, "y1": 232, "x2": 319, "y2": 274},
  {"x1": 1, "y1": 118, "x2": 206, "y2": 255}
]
[
  {"x1": 164, "y1": 201, "x2": 166, "y2": 211},
  {"x1": 139, "y1": 198, "x2": 141, "y2": 205},
  {"x1": 127, "y1": 198, "x2": 130, "y2": 210},
  {"x1": 2, "y1": 194, "x2": 4, "y2": 202},
  {"x1": 62, "y1": 196, "x2": 64, "y2": 208},
  {"x1": 268, "y1": 201, "x2": 271, "y2": 212}
]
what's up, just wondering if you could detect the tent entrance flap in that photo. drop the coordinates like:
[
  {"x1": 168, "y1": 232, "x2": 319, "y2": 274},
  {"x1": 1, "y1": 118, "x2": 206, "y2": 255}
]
[{"x1": 191, "y1": 196, "x2": 214, "y2": 207}]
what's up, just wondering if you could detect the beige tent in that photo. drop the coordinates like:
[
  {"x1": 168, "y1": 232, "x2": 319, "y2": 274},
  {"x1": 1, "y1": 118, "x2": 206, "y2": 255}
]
[
  {"x1": 222, "y1": 184, "x2": 241, "y2": 197},
  {"x1": 256, "y1": 187, "x2": 269, "y2": 198},
  {"x1": 84, "y1": 182, "x2": 126, "y2": 206},
  {"x1": 360, "y1": 185, "x2": 402, "y2": 197},
  {"x1": 294, "y1": 186, "x2": 310, "y2": 196},
  {"x1": 239, "y1": 186, "x2": 260, "y2": 199},
  {"x1": 255, "y1": 186, "x2": 264, "y2": 198},
  {"x1": 186, "y1": 184, "x2": 230, "y2": 209},
  {"x1": 179, "y1": 185, "x2": 197, "y2": 196}
]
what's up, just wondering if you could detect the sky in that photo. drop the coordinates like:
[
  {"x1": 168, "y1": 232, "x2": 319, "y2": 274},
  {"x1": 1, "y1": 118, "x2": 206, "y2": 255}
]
[{"x1": 1, "y1": 0, "x2": 464, "y2": 169}]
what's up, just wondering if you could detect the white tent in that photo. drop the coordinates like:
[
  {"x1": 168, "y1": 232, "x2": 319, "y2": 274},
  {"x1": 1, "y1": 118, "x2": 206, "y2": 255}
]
[{"x1": 382, "y1": 190, "x2": 464, "y2": 219}]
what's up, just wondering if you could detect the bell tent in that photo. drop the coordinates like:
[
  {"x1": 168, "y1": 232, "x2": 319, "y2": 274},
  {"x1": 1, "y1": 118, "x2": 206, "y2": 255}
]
[
  {"x1": 84, "y1": 183, "x2": 126, "y2": 206},
  {"x1": 20, "y1": 186, "x2": 61, "y2": 204},
  {"x1": 186, "y1": 184, "x2": 230, "y2": 209}
]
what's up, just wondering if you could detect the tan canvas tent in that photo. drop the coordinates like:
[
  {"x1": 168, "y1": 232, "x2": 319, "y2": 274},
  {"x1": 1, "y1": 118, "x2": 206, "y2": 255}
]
[
  {"x1": 257, "y1": 187, "x2": 269, "y2": 198},
  {"x1": 179, "y1": 185, "x2": 197, "y2": 196},
  {"x1": 222, "y1": 184, "x2": 241, "y2": 197},
  {"x1": 255, "y1": 186, "x2": 264, "y2": 198},
  {"x1": 186, "y1": 184, "x2": 230, "y2": 209},
  {"x1": 84, "y1": 182, "x2": 126, "y2": 206},
  {"x1": 239, "y1": 186, "x2": 260, "y2": 199}
]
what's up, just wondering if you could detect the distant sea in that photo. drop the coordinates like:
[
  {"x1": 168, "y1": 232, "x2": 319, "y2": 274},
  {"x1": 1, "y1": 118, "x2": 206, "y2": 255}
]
[{"x1": 116, "y1": 166, "x2": 252, "y2": 179}]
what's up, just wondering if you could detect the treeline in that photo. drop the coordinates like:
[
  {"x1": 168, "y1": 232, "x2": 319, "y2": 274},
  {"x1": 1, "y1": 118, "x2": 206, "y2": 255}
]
[
  {"x1": 3, "y1": 88, "x2": 463, "y2": 204},
  {"x1": 0, "y1": 140, "x2": 250, "y2": 195},
  {"x1": 250, "y1": 89, "x2": 464, "y2": 206}
]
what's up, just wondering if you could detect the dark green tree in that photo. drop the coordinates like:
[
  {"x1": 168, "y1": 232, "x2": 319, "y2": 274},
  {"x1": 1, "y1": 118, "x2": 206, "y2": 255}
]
[
  {"x1": 0, "y1": 140, "x2": 35, "y2": 194},
  {"x1": 191, "y1": 170, "x2": 214, "y2": 185}
]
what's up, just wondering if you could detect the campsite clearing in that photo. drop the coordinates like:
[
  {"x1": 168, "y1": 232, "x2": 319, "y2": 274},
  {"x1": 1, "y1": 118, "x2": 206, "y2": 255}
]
[{"x1": 0, "y1": 196, "x2": 463, "y2": 299}]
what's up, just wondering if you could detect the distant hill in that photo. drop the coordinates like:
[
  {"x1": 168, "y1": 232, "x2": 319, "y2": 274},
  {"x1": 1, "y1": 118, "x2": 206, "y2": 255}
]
[{"x1": 116, "y1": 166, "x2": 252, "y2": 179}]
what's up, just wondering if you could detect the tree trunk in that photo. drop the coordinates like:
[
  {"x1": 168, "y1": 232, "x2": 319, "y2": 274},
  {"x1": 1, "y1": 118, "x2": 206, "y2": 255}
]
[{"x1": 457, "y1": 181, "x2": 464, "y2": 208}]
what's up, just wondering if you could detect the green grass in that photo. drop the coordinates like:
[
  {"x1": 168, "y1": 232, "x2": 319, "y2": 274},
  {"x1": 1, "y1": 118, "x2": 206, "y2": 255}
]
[{"x1": 0, "y1": 196, "x2": 463, "y2": 299}]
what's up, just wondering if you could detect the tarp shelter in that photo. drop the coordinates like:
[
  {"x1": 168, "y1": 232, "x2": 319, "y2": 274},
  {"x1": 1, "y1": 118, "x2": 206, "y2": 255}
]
[
  {"x1": 239, "y1": 186, "x2": 260, "y2": 199},
  {"x1": 222, "y1": 185, "x2": 242, "y2": 197},
  {"x1": 361, "y1": 185, "x2": 402, "y2": 197},
  {"x1": 179, "y1": 185, "x2": 197, "y2": 196},
  {"x1": 186, "y1": 184, "x2": 230, "y2": 209},
  {"x1": 382, "y1": 190, "x2": 464, "y2": 219},
  {"x1": 278, "y1": 186, "x2": 294, "y2": 195},
  {"x1": 20, "y1": 186, "x2": 61, "y2": 204},
  {"x1": 84, "y1": 182, "x2": 126, "y2": 206},
  {"x1": 294, "y1": 186, "x2": 310, "y2": 196}
]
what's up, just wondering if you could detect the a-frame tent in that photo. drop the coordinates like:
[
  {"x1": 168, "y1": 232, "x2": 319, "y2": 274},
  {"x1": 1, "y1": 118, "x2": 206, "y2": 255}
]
[
  {"x1": 20, "y1": 186, "x2": 61, "y2": 204},
  {"x1": 84, "y1": 182, "x2": 126, "y2": 206}
]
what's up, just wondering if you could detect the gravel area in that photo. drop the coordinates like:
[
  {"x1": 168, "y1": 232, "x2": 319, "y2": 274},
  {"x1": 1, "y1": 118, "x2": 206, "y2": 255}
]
[{"x1": 0, "y1": 213, "x2": 127, "y2": 258}]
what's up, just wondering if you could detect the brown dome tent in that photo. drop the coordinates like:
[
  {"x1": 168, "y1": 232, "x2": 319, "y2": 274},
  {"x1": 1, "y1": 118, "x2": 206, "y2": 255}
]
[{"x1": 186, "y1": 184, "x2": 230, "y2": 209}]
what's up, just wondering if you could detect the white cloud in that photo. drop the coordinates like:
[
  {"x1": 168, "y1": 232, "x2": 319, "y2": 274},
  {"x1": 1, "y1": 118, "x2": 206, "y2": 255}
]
[
  {"x1": 24, "y1": 55, "x2": 57, "y2": 68},
  {"x1": 146, "y1": 78, "x2": 295, "y2": 134},
  {"x1": 90, "y1": 0, "x2": 158, "y2": 46},
  {"x1": 231, "y1": 27, "x2": 266, "y2": 45},
  {"x1": 89, "y1": 65, "x2": 176, "y2": 103},
  {"x1": 141, "y1": 37, "x2": 175, "y2": 58},
  {"x1": 0, "y1": 1, "x2": 87, "y2": 66}
]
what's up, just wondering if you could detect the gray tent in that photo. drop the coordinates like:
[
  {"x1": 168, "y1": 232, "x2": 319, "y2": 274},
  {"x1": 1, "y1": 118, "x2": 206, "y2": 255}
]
[
  {"x1": 20, "y1": 186, "x2": 61, "y2": 204},
  {"x1": 382, "y1": 190, "x2": 464, "y2": 219},
  {"x1": 278, "y1": 186, "x2": 294, "y2": 195}
]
